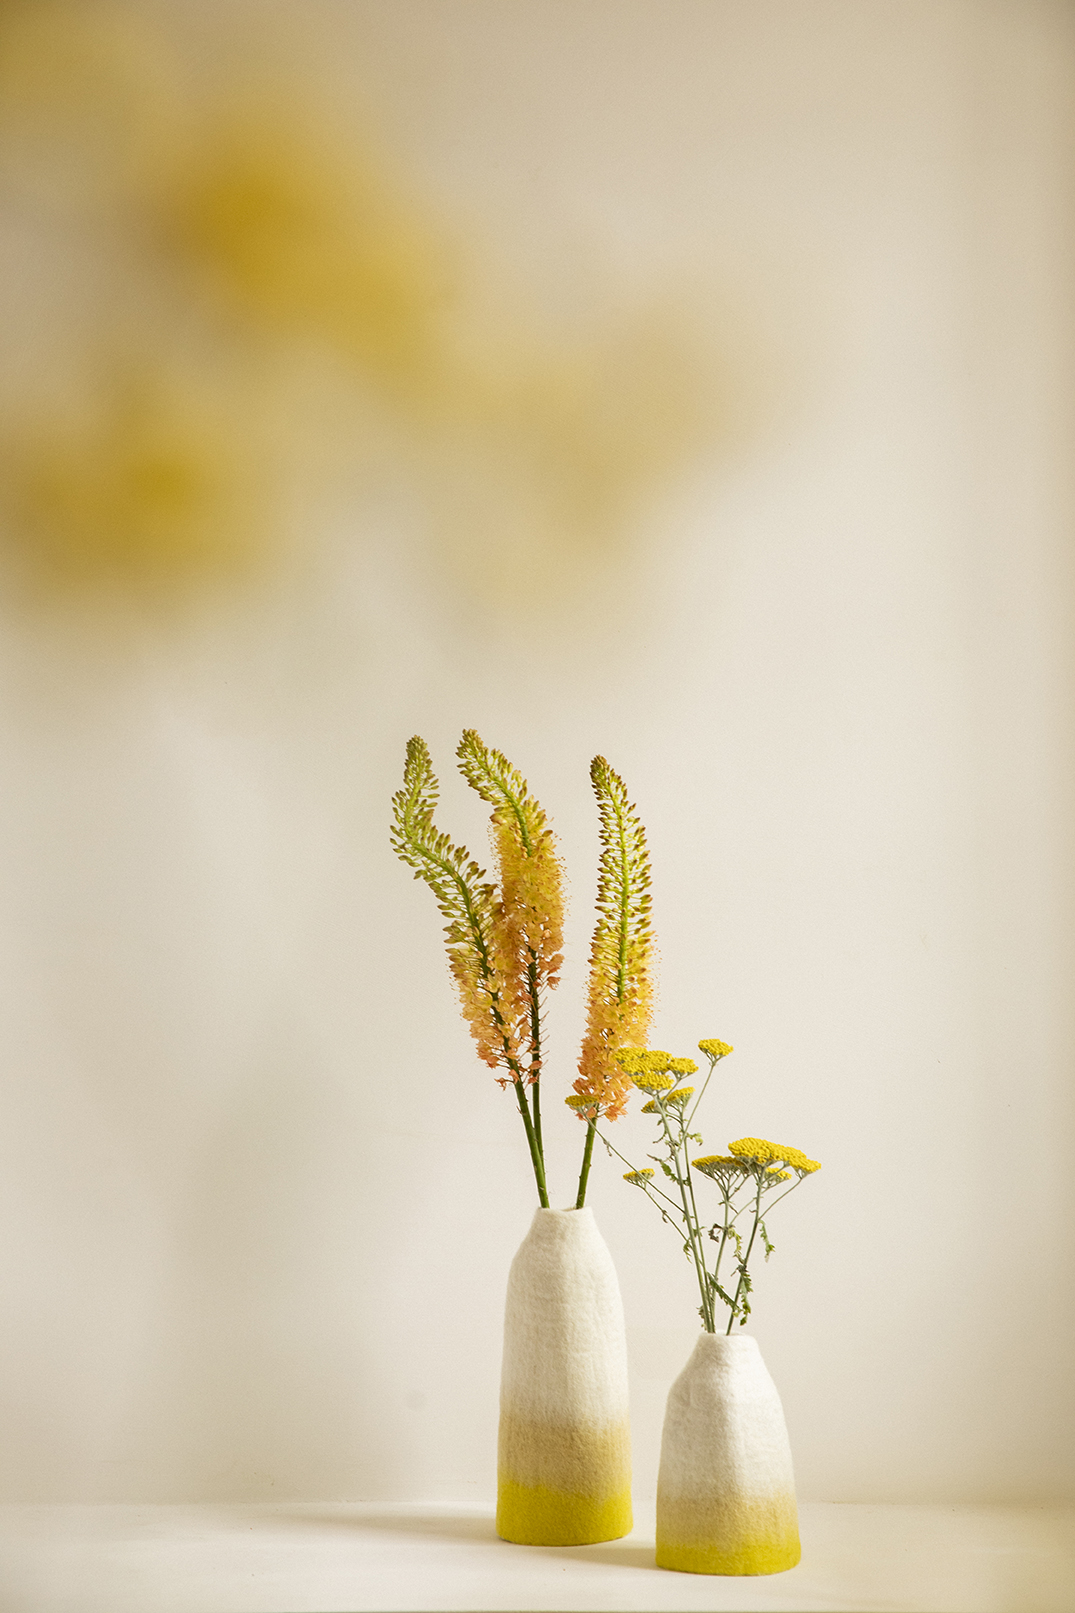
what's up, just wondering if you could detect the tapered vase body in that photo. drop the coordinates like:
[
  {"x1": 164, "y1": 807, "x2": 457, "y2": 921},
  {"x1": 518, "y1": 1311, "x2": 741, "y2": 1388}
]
[
  {"x1": 497, "y1": 1207, "x2": 632, "y2": 1546},
  {"x1": 656, "y1": 1332, "x2": 800, "y2": 1575}
]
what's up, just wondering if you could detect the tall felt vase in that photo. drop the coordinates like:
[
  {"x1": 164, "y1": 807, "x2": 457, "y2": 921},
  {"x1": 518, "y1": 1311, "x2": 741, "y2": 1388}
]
[
  {"x1": 496, "y1": 1207, "x2": 632, "y2": 1546},
  {"x1": 656, "y1": 1332, "x2": 800, "y2": 1575}
]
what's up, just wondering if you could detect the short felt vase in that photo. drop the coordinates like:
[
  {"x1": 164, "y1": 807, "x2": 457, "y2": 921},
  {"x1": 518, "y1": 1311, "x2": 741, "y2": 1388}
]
[
  {"x1": 496, "y1": 1206, "x2": 632, "y2": 1546},
  {"x1": 656, "y1": 1332, "x2": 800, "y2": 1575}
]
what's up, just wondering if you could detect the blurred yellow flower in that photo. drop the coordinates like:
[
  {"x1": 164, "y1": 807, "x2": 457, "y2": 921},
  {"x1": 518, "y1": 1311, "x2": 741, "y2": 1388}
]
[
  {"x1": 0, "y1": 2, "x2": 730, "y2": 611},
  {"x1": 0, "y1": 362, "x2": 271, "y2": 589}
]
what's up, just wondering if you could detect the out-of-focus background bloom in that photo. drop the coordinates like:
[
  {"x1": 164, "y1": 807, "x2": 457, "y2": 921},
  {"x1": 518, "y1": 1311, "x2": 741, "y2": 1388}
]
[
  {"x1": 0, "y1": 0, "x2": 1072, "y2": 1512},
  {"x1": 0, "y1": 0, "x2": 730, "y2": 607}
]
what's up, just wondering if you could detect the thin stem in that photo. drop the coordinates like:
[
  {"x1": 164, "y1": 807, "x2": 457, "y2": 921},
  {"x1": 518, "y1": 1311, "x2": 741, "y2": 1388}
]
[
  {"x1": 726, "y1": 1176, "x2": 765, "y2": 1332},
  {"x1": 594, "y1": 1128, "x2": 688, "y2": 1217},
  {"x1": 575, "y1": 1119, "x2": 597, "y2": 1208},
  {"x1": 757, "y1": 1178, "x2": 805, "y2": 1215},
  {"x1": 680, "y1": 1116, "x2": 718, "y2": 1333},
  {"x1": 711, "y1": 1203, "x2": 733, "y2": 1291},
  {"x1": 656, "y1": 1097, "x2": 714, "y2": 1331},
  {"x1": 683, "y1": 1137, "x2": 707, "y2": 1281},
  {"x1": 684, "y1": 1057, "x2": 718, "y2": 1130}
]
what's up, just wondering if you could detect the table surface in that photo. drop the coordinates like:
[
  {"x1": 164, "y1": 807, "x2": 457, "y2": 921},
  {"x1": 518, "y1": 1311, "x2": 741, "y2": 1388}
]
[{"x1": 1, "y1": 1500, "x2": 1073, "y2": 1613}]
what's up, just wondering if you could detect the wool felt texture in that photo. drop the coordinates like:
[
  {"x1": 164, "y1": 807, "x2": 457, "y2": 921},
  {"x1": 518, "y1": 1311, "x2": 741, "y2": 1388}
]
[
  {"x1": 656, "y1": 1332, "x2": 800, "y2": 1575},
  {"x1": 497, "y1": 1207, "x2": 632, "y2": 1546}
]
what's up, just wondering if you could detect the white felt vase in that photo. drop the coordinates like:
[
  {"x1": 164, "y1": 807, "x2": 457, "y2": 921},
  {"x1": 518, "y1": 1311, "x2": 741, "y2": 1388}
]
[
  {"x1": 496, "y1": 1206, "x2": 632, "y2": 1546},
  {"x1": 655, "y1": 1332, "x2": 800, "y2": 1575}
]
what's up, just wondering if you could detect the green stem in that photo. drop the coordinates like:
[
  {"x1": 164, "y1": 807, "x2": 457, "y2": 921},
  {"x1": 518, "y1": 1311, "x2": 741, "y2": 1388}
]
[
  {"x1": 512, "y1": 1076, "x2": 549, "y2": 1207},
  {"x1": 478, "y1": 952, "x2": 548, "y2": 1207},
  {"x1": 726, "y1": 1177, "x2": 765, "y2": 1332},
  {"x1": 711, "y1": 1205, "x2": 732, "y2": 1292},
  {"x1": 680, "y1": 1126, "x2": 714, "y2": 1331},
  {"x1": 527, "y1": 955, "x2": 543, "y2": 1163},
  {"x1": 575, "y1": 1119, "x2": 597, "y2": 1207},
  {"x1": 531, "y1": 1078, "x2": 543, "y2": 1174}
]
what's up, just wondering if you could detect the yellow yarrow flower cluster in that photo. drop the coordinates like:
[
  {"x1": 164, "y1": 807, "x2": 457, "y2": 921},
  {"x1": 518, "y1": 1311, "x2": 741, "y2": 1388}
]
[
  {"x1": 692, "y1": 1153, "x2": 749, "y2": 1182},
  {"x1": 564, "y1": 1093, "x2": 600, "y2": 1118},
  {"x1": 615, "y1": 1047, "x2": 676, "y2": 1093},
  {"x1": 667, "y1": 1056, "x2": 698, "y2": 1078},
  {"x1": 728, "y1": 1137, "x2": 821, "y2": 1175},
  {"x1": 614, "y1": 1047, "x2": 664, "y2": 1075},
  {"x1": 615, "y1": 1030, "x2": 819, "y2": 1333},
  {"x1": 616, "y1": 1047, "x2": 701, "y2": 1095},
  {"x1": 641, "y1": 1085, "x2": 694, "y2": 1113},
  {"x1": 697, "y1": 1038, "x2": 733, "y2": 1060},
  {"x1": 693, "y1": 1155, "x2": 793, "y2": 1189},
  {"x1": 780, "y1": 1148, "x2": 820, "y2": 1174},
  {"x1": 632, "y1": 1070, "x2": 674, "y2": 1093},
  {"x1": 728, "y1": 1137, "x2": 778, "y2": 1165}
]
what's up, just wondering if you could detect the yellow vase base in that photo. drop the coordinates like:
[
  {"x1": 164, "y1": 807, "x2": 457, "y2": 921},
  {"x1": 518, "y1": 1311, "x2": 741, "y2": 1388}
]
[
  {"x1": 496, "y1": 1479, "x2": 632, "y2": 1546},
  {"x1": 656, "y1": 1531, "x2": 801, "y2": 1576}
]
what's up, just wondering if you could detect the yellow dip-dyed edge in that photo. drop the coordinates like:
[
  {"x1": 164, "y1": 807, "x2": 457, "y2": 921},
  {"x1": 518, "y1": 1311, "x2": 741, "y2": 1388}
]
[
  {"x1": 656, "y1": 1492, "x2": 800, "y2": 1575},
  {"x1": 497, "y1": 1478, "x2": 632, "y2": 1546}
]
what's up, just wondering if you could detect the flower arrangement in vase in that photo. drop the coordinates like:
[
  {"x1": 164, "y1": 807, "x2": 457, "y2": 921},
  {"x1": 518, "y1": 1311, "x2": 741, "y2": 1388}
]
[
  {"x1": 592, "y1": 1043, "x2": 820, "y2": 1575},
  {"x1": 390, "y1": 732, "x2": 655, "y2": 1546}
]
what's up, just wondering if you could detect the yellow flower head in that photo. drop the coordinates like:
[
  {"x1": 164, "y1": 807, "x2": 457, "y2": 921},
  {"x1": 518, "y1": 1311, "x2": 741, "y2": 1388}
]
[
  {"x1": 615, "y1": 1047, "x2": 668, "y2": 1075},
  {"x1": 692, "y1": 1153, "x2": 749, "y2": 1181},
  {"x1": 564, "y1": 1094, "x2": 600, "y2": 1118},
  {"x1": 615, "y1": 1048, "x2": 675, "y2": 1092},
  {"x1": 614, "y1": 1048, "x2": 645, "y2": 1073},
  {"x1": 623, "y1": 1168, "x2": 655, "y2": 1185},
  {"x1": 698, "y1": 1039, "x2": 733, "y2": 1060},
  {"x1": 667, "y1": 1057, "x2": 699, "y2": 1078},
  {"x1": 765, "y1": 1167, "x2": 791, "y2": 1182},
  {"x1": 728, "y1": 1137, "x2": 821, "y2": 1176},
  {"x1": 632, "y1": 1069, "x2": 675, "y2": 1093},
  {"x1": 728, "y1": 1136, "x2": 779, "y2": 1166},
  {"x1": 641, "y1": 1085, "x2": 694, "y2": 1113},
  {"x1": 772, "y1": 1144, "x2": 821, "y2": 1175}
]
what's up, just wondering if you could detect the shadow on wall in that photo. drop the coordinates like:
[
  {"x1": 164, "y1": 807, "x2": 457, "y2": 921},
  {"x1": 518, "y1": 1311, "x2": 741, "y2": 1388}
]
[{"x1": 0, "y1": 0, "x2": 758, "y2": 621}]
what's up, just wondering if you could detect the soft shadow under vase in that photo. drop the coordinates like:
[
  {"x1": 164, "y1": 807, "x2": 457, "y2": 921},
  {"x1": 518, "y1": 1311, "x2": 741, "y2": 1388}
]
[
  {"x1": 656, "y1": 1332, "x2": 800, "y2": 1575},
  {"x1": 497, "y1": 1206, "x2": 632, "y2": 1546}
]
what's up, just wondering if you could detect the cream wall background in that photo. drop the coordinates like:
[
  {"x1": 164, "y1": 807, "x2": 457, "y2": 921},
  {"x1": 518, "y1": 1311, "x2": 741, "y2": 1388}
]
[{"x1": 0, "y1": 0, "x2": 1072, "y2": 1509}]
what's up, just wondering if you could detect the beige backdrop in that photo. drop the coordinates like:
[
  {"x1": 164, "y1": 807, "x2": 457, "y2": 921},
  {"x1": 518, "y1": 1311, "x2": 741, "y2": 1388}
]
[{"x1": 0, "y1": 0, "x2": 1072, "y2": 1509}]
